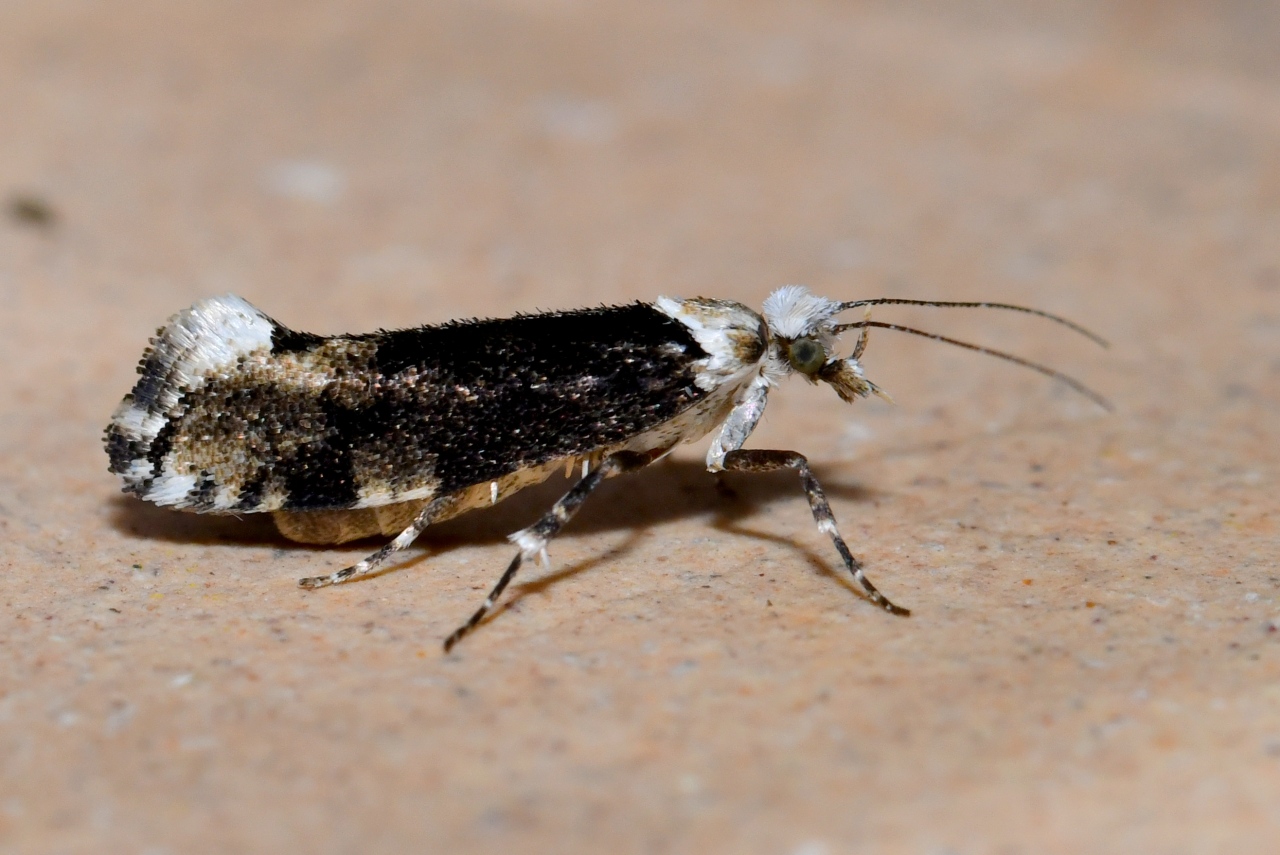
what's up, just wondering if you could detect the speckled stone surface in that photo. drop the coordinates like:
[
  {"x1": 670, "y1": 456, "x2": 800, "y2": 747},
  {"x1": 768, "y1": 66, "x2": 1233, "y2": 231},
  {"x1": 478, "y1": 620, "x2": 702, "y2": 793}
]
[{"x1": 2, "y1": 2, "x2": 1278, "y2": 852}]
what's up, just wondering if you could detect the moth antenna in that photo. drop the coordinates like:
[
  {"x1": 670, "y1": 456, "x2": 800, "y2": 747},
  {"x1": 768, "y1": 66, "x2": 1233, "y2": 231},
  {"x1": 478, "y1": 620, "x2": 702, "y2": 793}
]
[
  {"x1": 838, "y1": 298, "x2": 1108, "y2": 348},
  {"x1": 835, "y1": 320, "x2": 1112, "y2": 411}
]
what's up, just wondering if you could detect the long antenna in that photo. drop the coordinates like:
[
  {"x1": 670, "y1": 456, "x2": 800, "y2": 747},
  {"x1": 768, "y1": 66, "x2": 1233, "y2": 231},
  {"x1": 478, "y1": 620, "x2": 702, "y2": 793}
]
[
  {"x1": 838, "y1": 298, "x2": 1108, "y2": 348},
  {"x1": 834, "y1": 320, "x2": 1112, "y2": 411}
]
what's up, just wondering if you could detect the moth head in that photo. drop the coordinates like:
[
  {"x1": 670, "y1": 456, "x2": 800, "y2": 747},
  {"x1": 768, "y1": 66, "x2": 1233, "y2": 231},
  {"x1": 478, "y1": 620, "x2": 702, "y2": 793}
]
[
  {"x1": 762, "y1": 285, "x2": 880, "y2": 403},
  {"x1": 758, "y1": 284, "x2": 1112, "y2": 411}
]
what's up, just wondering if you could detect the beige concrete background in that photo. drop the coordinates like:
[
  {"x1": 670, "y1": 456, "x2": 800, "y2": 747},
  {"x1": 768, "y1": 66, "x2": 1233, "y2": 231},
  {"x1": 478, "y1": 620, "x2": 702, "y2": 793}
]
[{"x1": 2, "y1": 1, "x2": 1278, "y2": 852}]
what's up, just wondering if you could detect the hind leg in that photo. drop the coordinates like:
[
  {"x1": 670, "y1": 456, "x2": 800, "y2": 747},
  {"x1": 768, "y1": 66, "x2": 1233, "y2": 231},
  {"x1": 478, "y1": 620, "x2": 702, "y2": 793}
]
[{"x1": 298, "y1": 496, "x2": 454, "y2": 589}]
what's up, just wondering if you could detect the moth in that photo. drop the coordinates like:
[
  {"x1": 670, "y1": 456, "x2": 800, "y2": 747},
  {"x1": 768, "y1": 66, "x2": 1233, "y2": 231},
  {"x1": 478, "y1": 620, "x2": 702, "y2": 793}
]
[{"x1": 105, "y1": 286, "x2": 1106, "y2": 650}]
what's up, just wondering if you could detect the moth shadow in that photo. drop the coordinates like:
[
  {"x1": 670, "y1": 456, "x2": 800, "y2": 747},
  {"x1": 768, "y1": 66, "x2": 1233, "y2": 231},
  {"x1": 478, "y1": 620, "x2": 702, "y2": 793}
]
[
  {"x1": 394, "y1": 458, "x2": 874, "y2": 549},
  {"x1": 105, "y1": 458, "x2": 877, "y2": 563},
  {"x1": 707, "y1": 519, "x2": 879, "y2": 605},
  {"x1": 437, "y1": 459, "x2": 879, "y2": 626},
  {"x1": 107, "y1": 495, "x2": 286, "y2": 547}
]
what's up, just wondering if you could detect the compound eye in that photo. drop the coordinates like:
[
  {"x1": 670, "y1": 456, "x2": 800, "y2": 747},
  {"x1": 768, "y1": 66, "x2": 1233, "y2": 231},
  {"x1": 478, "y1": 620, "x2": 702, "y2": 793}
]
[{"x1": 787, "y1": 337, "x2": 826, "y2": 374}]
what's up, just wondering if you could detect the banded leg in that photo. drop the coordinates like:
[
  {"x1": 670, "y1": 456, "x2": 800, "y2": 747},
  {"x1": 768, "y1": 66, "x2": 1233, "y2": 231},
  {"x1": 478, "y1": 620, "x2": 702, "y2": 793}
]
[
  {"x1": 721, "y1": 449, "x2": 909, "y2": 617},
  {"x1": 444, "y1": 450, "x2": 658, "y2": 652},
  {"x1": 298, "y1": 496, "x2": 454, "y2": 590}
]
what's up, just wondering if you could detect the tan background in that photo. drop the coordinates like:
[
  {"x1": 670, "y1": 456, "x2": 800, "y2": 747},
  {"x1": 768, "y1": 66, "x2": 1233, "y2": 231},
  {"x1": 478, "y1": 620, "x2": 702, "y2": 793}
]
[{"x1": 2, "y1": 1, "x2": 1278, "y2": 852}]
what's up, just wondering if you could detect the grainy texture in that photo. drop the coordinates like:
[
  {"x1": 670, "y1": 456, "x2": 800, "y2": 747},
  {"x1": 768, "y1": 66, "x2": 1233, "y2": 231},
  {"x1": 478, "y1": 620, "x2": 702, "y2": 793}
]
[{"x1": 2, "y1": 1, "x2": 1278, "y2": 853}]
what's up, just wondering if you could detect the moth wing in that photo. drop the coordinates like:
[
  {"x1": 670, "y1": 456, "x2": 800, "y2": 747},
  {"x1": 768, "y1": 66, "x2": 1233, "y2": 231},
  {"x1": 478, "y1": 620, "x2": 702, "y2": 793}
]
[{"x1": 106, "y1": 300, "x2": 716, "y2": 514}]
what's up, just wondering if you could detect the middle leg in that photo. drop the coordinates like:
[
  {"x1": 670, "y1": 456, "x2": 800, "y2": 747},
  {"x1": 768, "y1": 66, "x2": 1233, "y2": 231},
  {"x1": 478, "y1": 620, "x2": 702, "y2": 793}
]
[{"x1": 443, "y1": 449, "x2": 661, "y2": 651}]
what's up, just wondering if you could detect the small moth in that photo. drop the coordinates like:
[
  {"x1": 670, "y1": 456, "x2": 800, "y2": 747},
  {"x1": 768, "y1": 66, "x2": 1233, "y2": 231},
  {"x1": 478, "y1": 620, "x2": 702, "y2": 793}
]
[{"x1": 105, "y1": 286, "x2": 1106, "y2": 650}]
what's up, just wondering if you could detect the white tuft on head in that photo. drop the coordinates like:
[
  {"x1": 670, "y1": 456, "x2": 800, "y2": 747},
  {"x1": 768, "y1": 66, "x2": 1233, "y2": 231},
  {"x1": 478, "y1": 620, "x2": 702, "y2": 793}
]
[{"x1": 761, "y1": 285, "x2": 842, "y2": 340}]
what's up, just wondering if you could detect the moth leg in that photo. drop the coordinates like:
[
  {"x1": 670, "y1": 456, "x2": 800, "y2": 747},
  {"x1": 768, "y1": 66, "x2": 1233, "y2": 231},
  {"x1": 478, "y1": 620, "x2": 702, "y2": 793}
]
[
  {"x1": 298, "y1": 496, "x2": 453, "y2": 590},
  {"x1": 721, "y1": 449, "x2": 909, "y2": 617},
  {"x1": 444, "y1": 449, "x2": 658, "y2": 652}
]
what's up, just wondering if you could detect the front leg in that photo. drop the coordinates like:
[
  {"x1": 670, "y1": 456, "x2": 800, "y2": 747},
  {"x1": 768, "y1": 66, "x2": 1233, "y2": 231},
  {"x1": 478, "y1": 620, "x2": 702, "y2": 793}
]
[
  {"x1": 706, "y1": 373, "x2": 771, "y2": 471},
  {"x1": 721, "y1": 449, "x2": 909, "y2": 617}
]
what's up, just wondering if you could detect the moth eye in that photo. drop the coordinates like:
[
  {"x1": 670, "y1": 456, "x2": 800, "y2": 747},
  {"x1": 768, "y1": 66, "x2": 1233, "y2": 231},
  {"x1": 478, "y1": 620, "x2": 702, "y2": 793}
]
[{"x1": 787, "y1": 338, "x2": 826, "y2": 374}]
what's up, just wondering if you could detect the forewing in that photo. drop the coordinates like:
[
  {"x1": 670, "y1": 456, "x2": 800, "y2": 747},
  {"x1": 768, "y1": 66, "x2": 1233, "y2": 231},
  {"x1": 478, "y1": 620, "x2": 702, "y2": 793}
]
[{"x1": 106, "y1": 298, "x2": 710, "y2": 513}]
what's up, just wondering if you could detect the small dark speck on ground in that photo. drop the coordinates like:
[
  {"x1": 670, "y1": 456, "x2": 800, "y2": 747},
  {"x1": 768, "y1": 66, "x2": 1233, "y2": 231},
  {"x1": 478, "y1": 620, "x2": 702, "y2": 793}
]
[{"x1": 8, "y1": 194, "x2": 56, "y2": 227}]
